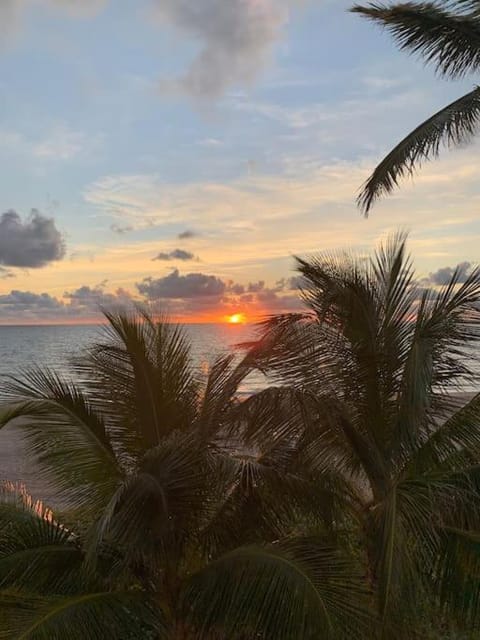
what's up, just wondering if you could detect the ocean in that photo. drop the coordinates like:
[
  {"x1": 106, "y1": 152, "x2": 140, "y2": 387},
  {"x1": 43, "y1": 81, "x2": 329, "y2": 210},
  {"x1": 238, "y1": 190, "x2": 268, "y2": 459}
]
[{"x1": 0, "y1": 323, "x2": 266, "y2": 396}]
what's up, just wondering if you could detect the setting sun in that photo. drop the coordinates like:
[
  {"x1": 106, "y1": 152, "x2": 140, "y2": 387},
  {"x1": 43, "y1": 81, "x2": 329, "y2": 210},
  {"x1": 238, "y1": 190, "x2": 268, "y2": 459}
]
[{"x1": 227, "y1": 313, "x2": 246, "y2": 324}]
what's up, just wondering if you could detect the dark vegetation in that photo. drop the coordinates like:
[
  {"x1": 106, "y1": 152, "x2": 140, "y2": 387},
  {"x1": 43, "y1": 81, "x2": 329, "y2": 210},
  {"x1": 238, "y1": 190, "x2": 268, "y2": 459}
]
[{"x1": 0, "y1": 235, "x2": 479, "y2": 638}]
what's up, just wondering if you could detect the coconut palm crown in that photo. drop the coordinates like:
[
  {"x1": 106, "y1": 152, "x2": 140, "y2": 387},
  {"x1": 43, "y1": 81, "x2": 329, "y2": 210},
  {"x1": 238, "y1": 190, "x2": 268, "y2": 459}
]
[
  {"x1": 247, "y1": 233, "x2": 480, "y2": 637},
  {"x1": 351, "y1": 1, "x2": 480, "y2": 213}
]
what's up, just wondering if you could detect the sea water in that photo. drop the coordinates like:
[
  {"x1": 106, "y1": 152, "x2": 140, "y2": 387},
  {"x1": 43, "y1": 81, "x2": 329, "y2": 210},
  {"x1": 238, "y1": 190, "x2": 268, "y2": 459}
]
[{"x1": 0, "y1": 323, "x2": 266, "y2": 396}]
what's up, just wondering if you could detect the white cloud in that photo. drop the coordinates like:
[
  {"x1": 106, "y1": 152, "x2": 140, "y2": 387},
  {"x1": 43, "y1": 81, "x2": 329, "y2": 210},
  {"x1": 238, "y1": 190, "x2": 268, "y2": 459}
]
[
  {"x1": 0, "y1": 124, "x2": 98, "y2": 162},
  {"x1": 230, "y1": 87, "x2": 429, "y2": 133},
  {"x1": 83, "y1": 148, "x2": 480, "y2": 278},
  {"x1": 32, "y1": 125, "x2": 87, "y2": 160}
]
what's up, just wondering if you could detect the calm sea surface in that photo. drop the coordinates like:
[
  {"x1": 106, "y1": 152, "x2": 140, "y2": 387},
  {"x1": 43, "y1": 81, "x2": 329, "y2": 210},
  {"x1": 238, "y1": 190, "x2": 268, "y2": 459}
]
[{"x1": 0, "y1": 323, "x2": 266, "y2": 396}]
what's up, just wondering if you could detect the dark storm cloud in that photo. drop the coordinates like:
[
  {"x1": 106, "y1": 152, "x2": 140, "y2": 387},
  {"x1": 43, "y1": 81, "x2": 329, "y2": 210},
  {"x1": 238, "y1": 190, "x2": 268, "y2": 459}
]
[
  {"x1": 137, "y1": 269, "x2": 226, "y2": 300},
  {"x1": 153, "y1": 249, "x2": 196, "y2": 261},
  {"x1": 428, "y1": 261, "x2": 473, "y2": 286},
  {"x1": 154, "y1": 0, "x2": 290, "y2": 99},
  {"x1": 0, "y1": 210, "x2": 65, "y2": 268},
  {"x1": 178, "y1": 230, "x2": 198, "y2": 240}
]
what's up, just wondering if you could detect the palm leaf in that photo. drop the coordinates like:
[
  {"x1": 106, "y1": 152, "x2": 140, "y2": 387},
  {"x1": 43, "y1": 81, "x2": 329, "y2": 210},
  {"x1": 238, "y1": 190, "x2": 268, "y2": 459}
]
[
  {"x1": 409, "y1": 392, "x2": 480, "y2": 473},
  {"x1": 0, "y1": 370, "x2": 122, "y2": 511},
  {"x1": 199, "y1": 437, "x2": 310, "y2": 558},
  {"x1": 390, "y1": 262, "x2": 480, "y2": 467},
  {"x1": 0, "y1": 591, "x2": 166, "y2": 640},
  {"x1": 0, "y1": 485, "x2": 88, "y2": 595},
  {"x1": 77, "y1": 309, "x2": 198, "y2": 455},
  {"x1": 182, "y1": 538, "x2": 373, "y2": 639},
  {"x1": 434, "y1": 526, "x2": 480, "y2": 631},
  {"x1": 352, "y1": 2, "x2": 480, "y2": 78},
  {"x1": 87, "y1": 433, "x2": 208, "y2": 582},
  {"x1": 355, "y1": 85, "x2": 480, "y2": 212},
  {"x1": 369, "y1": 479, "x2": 443, "y2": 635},
  {"x1": 196, "y1": 352, "x2": 252, "y2": 439}
]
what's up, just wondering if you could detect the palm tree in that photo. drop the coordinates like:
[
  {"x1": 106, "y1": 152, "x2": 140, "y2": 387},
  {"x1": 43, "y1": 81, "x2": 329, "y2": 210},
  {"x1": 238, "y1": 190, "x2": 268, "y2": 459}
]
[
  {"x1": 351, "y1": 1, "x2": 480, "y2": 213},
  {"x1": 0, "y1": 309, "x2": 370, "y2": 639},
  {"x1": 247, "y1": 233, "x2": 480, "y2": 637}
]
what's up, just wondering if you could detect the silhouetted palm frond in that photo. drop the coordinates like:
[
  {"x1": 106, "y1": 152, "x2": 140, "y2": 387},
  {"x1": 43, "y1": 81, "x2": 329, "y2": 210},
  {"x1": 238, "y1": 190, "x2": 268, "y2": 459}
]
[
  {"x1": 0, "y1": 372, "x2": 122, "y2": 512},
  {"x1": 183, "y1": 538, "x2": 373, "y2": 639},
  {"x1": 351, "y1": 2, "x2": 480, "y2": 211},
  {"x1": 352, "y1": 2, "x2": 480, "y2": 78},
  {"x1": 357, "y1": 86, "x2": 480, "y2": 212}
]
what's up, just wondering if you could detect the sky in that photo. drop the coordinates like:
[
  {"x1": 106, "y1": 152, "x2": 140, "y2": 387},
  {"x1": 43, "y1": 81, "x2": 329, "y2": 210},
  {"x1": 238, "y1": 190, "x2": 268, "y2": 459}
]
[{"x1": 1, "y1": 0, "x2": 480, "y2": 323}]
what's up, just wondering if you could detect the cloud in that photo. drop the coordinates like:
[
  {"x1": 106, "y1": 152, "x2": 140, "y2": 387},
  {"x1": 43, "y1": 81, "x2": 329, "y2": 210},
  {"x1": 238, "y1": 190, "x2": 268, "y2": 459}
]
[
  {"x1": 236, "y1": 283, "x2": 301, "y2": 314},
  {"x1": 84, "y1": 164, "x2": 364, "y2": 230},
  {"x1": 153, "y1": 0, "x2": 293, "y2": 99},
  {"x1": 138, "y1": 269, "x2": 226, "y2": 300},
  {"x1": 64, "y1": 283, "x2": 133, "y2": 310},
  {"x1": 32, "y1": 125, "x2": 87, "y2": 160},
  {"x1": 247, "y1": 280, "x2": 265, "y2": 293},
  {"x1": 134, "y1": 267, "x2": 304, "y2": 320},
  {"x1": 0, "y1": 124, "x2": 97, "y2": 164},
  {"x1": 428, "y1": 261, "x2": 473, "y2": 286},
  {"x1": 178, "y1": 229, "x2": 198, "y2": 239},
  {"x1": 0, "y1": 267, "x2": 15, "y2": 279},
  {"x1": 110, "y1": 223, "x2": 134, "y2": 235},
  {"x1": 0, "y1": 283, "x2": 133, "y2": 322},
  {"x1": 153, "y1": 249, "x2": 197, "y2": 261},
  {"x1": 84, "y1": 149, "x2": 480, "y2": 278},
  {"x1": 227, "y1": 282, "x2": 245, "y2": 295},
  {"x1": 0, "y1": 210, "x2": 65, "y2": 268},
  {"x1": 0, "y1": 270, "x2": 304, "y2": 322},
  {"x1": 276, "y1": 275, "x2": 303, "y2": 290},
  {"x1": 0, "y1": 290, "x2": 63, "y2": 312}
]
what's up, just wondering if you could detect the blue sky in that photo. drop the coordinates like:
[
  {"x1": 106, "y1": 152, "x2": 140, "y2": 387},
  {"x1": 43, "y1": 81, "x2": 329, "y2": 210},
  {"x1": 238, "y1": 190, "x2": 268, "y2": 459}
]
[{"x1": 0, "y1": 0, "x2": 479, "y2": 322}]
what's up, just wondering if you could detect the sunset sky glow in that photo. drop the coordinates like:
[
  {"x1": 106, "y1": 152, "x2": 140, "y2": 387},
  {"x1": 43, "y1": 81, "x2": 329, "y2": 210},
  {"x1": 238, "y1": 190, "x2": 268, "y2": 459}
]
[{"x1": 1, "y1": 0, "x2": 480, "y2": 324}]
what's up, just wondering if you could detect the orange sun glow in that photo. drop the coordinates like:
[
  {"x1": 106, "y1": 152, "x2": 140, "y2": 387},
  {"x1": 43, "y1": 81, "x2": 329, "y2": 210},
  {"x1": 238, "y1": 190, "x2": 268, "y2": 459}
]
[{"x1": 227, "y1": 313, "x2": 246, "y2": 324}]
